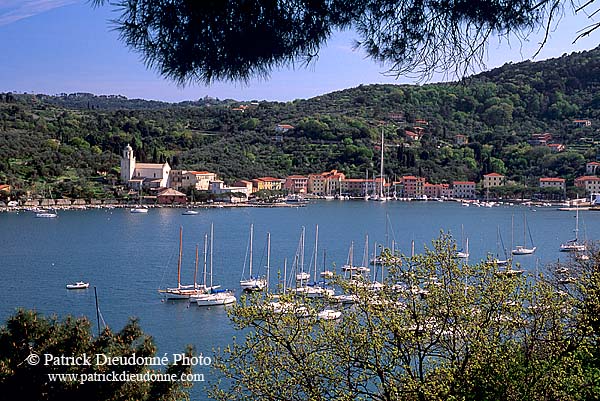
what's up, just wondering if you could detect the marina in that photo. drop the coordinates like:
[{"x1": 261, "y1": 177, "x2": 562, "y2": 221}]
[{"x1": 0, "y1": 200, "x2": 597, "y2": 398}]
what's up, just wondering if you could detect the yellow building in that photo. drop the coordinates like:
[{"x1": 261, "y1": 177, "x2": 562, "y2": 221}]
[
  {"x1": 482, "y1": 173, "x2": 505, "y2": 189},
  {"x1": 252, "y1": 177, "x2": 283, "y2": 191}
]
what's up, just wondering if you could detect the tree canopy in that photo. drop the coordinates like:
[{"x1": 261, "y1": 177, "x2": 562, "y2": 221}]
[
  {"x1": 212, "y1": 235, "x2": 600, "y2": 401},
  {"x1": 92, "y1": 0, "x2": 592, "y2": 84}
]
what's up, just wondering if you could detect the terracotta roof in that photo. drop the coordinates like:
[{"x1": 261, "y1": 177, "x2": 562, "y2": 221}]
[
  {"x1": 286, "y1": 175, "x2": 308, "y2": 179},
  {"x1": 277, "y1": 124, "x2": 295, "y2": 129},
  {"x1": 158, "y1": 188, "x2": 186, "y2": 197},
  {"x1": 453, "y1": 181, "x2": 476, "y2": 185},
  {"x1": 189, "y1": 171, "x2": 213, "y2": 175},
  {"x1": 575, "y1": 176, "x2": 600, "y2": 182},
  {"x1": 540, "y1": 177, "x2": 565, "y2": 182},
  {"x1": 587, "y1": 162, "x2": 600, "y2": 166},
  {"x1": 255, "y1": 177, "x2": 281, "y2": 182},
  {"x1": 484, "y1": 173, "x2": 504, "y2": 177}
]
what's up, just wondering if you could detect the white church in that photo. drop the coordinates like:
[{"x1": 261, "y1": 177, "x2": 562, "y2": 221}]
[{"x1": 120, "y1": 144, "x2": 171, "y2": 189}]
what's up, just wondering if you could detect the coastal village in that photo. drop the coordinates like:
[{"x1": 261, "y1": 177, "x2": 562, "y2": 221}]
[{"x1": 2, "y1": 140, "x2": 600, "y2": 209}]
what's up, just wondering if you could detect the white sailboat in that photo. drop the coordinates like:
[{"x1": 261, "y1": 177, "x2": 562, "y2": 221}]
[
  {"x1": 456, "y1": 226, "x2": 469, "y2": 258},
  {"x1": 370, "y1": 127, "x2": 387, "y2": 202},
  {"x1": 491, "y1": 226, "x2": 510, "y2": 265},
  {"x1": 560, "y1": 207, "x2": 587, "y2": 252},
  {"x1": 512, "y1": 213, "x2": 536, "y2": 255},
  {"x1": 341, "y1": 241, "x2": 357, "y2": 272},
  {"x1": 196, "y1": 225, "x2": 236, "y2": 306},
  {"x1": 240, "y1": 224, "x2": 267, "y2": 291},
  {"x1": 304, "y1": 225, "x2": 334, "y2": 298},
  {"x1": 36, "y1": 187, "x2": 58, "y2": 218},
  {"x1": 159, "y1": 227, "x2": 206, "y2": 299},
  {"x1": 294, "y1": 227, "x2": 311, "y2": 281}
]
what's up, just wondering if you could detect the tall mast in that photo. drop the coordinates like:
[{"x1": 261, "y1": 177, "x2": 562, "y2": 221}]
[
  {"x1": 300, "y1": 226, "x2": 305, "y2": 276},
  {"x1": 194, "y1": 244, "x2": 199, "y2": 290},
  {"x1": 313, "y1": 225, "x2": 319, "y2": 282},
  {"x1": 210, "y1": 223, "x2": 214, "y2": 286},
  {"x1": 177, "y1": 226, "x2": 182, "y2": 289},
  {"x1": 249, "y1": 224, "x2": 254, "y2": 277},
  {"x1": 266, "y1": 232, "x2": 271, "y2": 291},
  {"x1": 203, "y1": 233, "x2": 208, "y2": 289},
  {"x1": 380, "y1": 127, "x2": 384, "y2": 198},
  {"x1": 283, "y1": 258, "x2": 287, "y2": 294}
]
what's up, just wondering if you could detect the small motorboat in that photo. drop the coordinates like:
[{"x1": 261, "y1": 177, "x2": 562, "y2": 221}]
[
  {"x1": 182, "y1": 210, "x2": 199, "y2": 215},
  {"x1": 66, "y1": 281, "x2": 90, "y2": 290}
]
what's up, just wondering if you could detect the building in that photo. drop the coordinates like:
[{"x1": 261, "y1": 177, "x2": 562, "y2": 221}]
[
  {"x1": 529, "y1": 132, "x2": 553, "y2": 146},
  {"x1": 233, "y1": 180, "x2": 253, "y2": 195},
  {"x1": 539, "y1": 177, "x2": 566, "y2": 191},
  {"x1": 252, "y1": 177, "x2": 283, "y2": 192},
  {"x1": 575, "y1": 176, "x2": 600, "y2": 194},
  {"x1": 424, "y1": 183, "x2": 450, "y2": 199},
  {"x1": 452, "y1": 181, "x2": 476, "y2": 199},
  {"x1": 157, "y1": 188, "x2": 187, "y2": 204},
  {"x1": 482, "y1": 173, "x2": 505, "y2": 189},
  {"x1": 275, "y1": 124, "x2": 294, "y2": 133},
  {"x1": 454, "y1": 134, "x2": 468, "y2": 145},
  {"x1": 120, "y1": 144, "x2": 171, "y2": 190},
  {"x1": 340, "y1": 178, "x2": 381, "y2": 197},
  {"x1": 402, "y1": 176, "x2": 425, "y2": 198},
  {"x1": 547, "y1": 143, "x2": 565, "y2": 152},
  {"x1": 209, "y1": 181, "x2": 250, "y2": 202},
  {"x1": 573, "y1": 119, "x2": 592, "y2": 127},
  {"x1": 586, "y1": 161, "x2": 600, "y2": 175},
  {"x1": 308, "y1": 170, "x2": 346, "y2": 196},
  {"x1": 405, "y1": 130, "x2": 421, "y2": 141},
  {"x1": 180, "y1": 171, "x2": 217, "y2": 191},
  {"x1": 284, "y1": 175, "x2": 308, "y2": 193}
]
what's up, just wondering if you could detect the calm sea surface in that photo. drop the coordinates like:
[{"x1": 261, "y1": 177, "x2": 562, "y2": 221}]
[{"x1": 1, "y1": 200, "x2": 598, "y2": 398}]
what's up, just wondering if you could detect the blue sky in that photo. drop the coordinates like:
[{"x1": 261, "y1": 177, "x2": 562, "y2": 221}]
[{"x1": 0, "y1": 0, "x2": 599, "y2": 102}]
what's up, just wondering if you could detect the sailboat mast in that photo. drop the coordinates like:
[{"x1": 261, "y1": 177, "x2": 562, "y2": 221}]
[
  {"x1": 313, "y1": 225, "x2": 319, "y2": 281},
  {"x1": 194, "y1": 244, "x2": 199, "y2": 290},
  {"x1": 177, "y1": 226, "x2": 182, "y2": 289},
  {"x1": 203, "y1": 234, "x2": 208, "y2": 289},
  {"x1": 283, "y1": 258, "x2": 287, "y2": 295},
  {"x1": 210, "y1": 223, "x2": 214, "y2": 286},
  {"x1": 249, "y1": 224, "x2": 253, "y2": 277},
  {"x1": 380, "y1": 127, "x2": 384, "y2": 198},
  {"x1": 300, "y1": 226, "x2": 305, "y2": 275},
  {"x1": 575, "y1": 207, "x2": 580, "y2": 241},
  {"x1": 266, "y1": 232, "x2": 271, "y2": 291}
]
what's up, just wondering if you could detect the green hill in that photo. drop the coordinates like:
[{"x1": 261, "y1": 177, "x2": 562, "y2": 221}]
[{"x1": 1, "y1": 46, "x2": 599, "y2": 199}]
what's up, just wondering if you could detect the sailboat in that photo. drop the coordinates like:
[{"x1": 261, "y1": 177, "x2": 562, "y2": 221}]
[
  {"x1": 370, "y1": 127, "x2": 387, "y2": 202},
  {"x1": 304, "y1": 225, "x2": 334, "y2": 298},
  {"x1": 512, "y1": 213, "x2": 536, "y2": 255},
  {"x1": 456, "y1": 225, "x2": 469, "y2": 258},
  {"x1": 195, "y1": 225, "x2": 236, "y2": 306},
  {"x1": 182, "y1": 190, "x2": 199, "y2": 215},
  {"x1": 560, "y1": 207, "x2": 587, "y2": 252},
  {"x1": 294, "y1": 227, "x2": 311, "y2": 281},
  {"x1": 490, "y1": 226, "x2": 510, "y2": 265},
  {"x1": 36, "y1": 186, "x2": 58, "y2": 218},
  {"x1": 159, "y1": 227, "x2": 206, "y2": 299},
  {"x1": 341, "y1": 241, "x2": 357, "y2": 272},
  {"x1": 130, "y1": 188, "x2": 148, "y2": 213},
  {"x1": 240, "y1": 224, "x2": 267, "y2": 291}
]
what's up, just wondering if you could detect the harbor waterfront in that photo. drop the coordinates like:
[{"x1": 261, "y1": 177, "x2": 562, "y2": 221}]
[{"x1": 1, "y1": 200, "x2": 598, "y2": 398}]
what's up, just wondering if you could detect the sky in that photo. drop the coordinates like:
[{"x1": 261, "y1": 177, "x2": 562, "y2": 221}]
[{"x1": 0, "y1": 0, "x2": 599, "y2": 102}]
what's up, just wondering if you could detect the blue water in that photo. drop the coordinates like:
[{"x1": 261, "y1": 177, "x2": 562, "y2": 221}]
[{"x1": 0, "y1": 201, "x2": 597, "y2": 398}]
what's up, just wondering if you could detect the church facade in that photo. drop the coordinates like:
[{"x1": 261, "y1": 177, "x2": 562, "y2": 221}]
[{"x1": 120, "y1": 144, "x2": 171, "y2": 189}]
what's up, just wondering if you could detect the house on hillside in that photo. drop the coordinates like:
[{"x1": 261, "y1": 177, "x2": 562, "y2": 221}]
[
  {"x1": 573, "y1": 119, "x2": 592, "y2": 127},
  {"x1": 275, "y1": 124, "x2": 294, "y2": 133}
]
